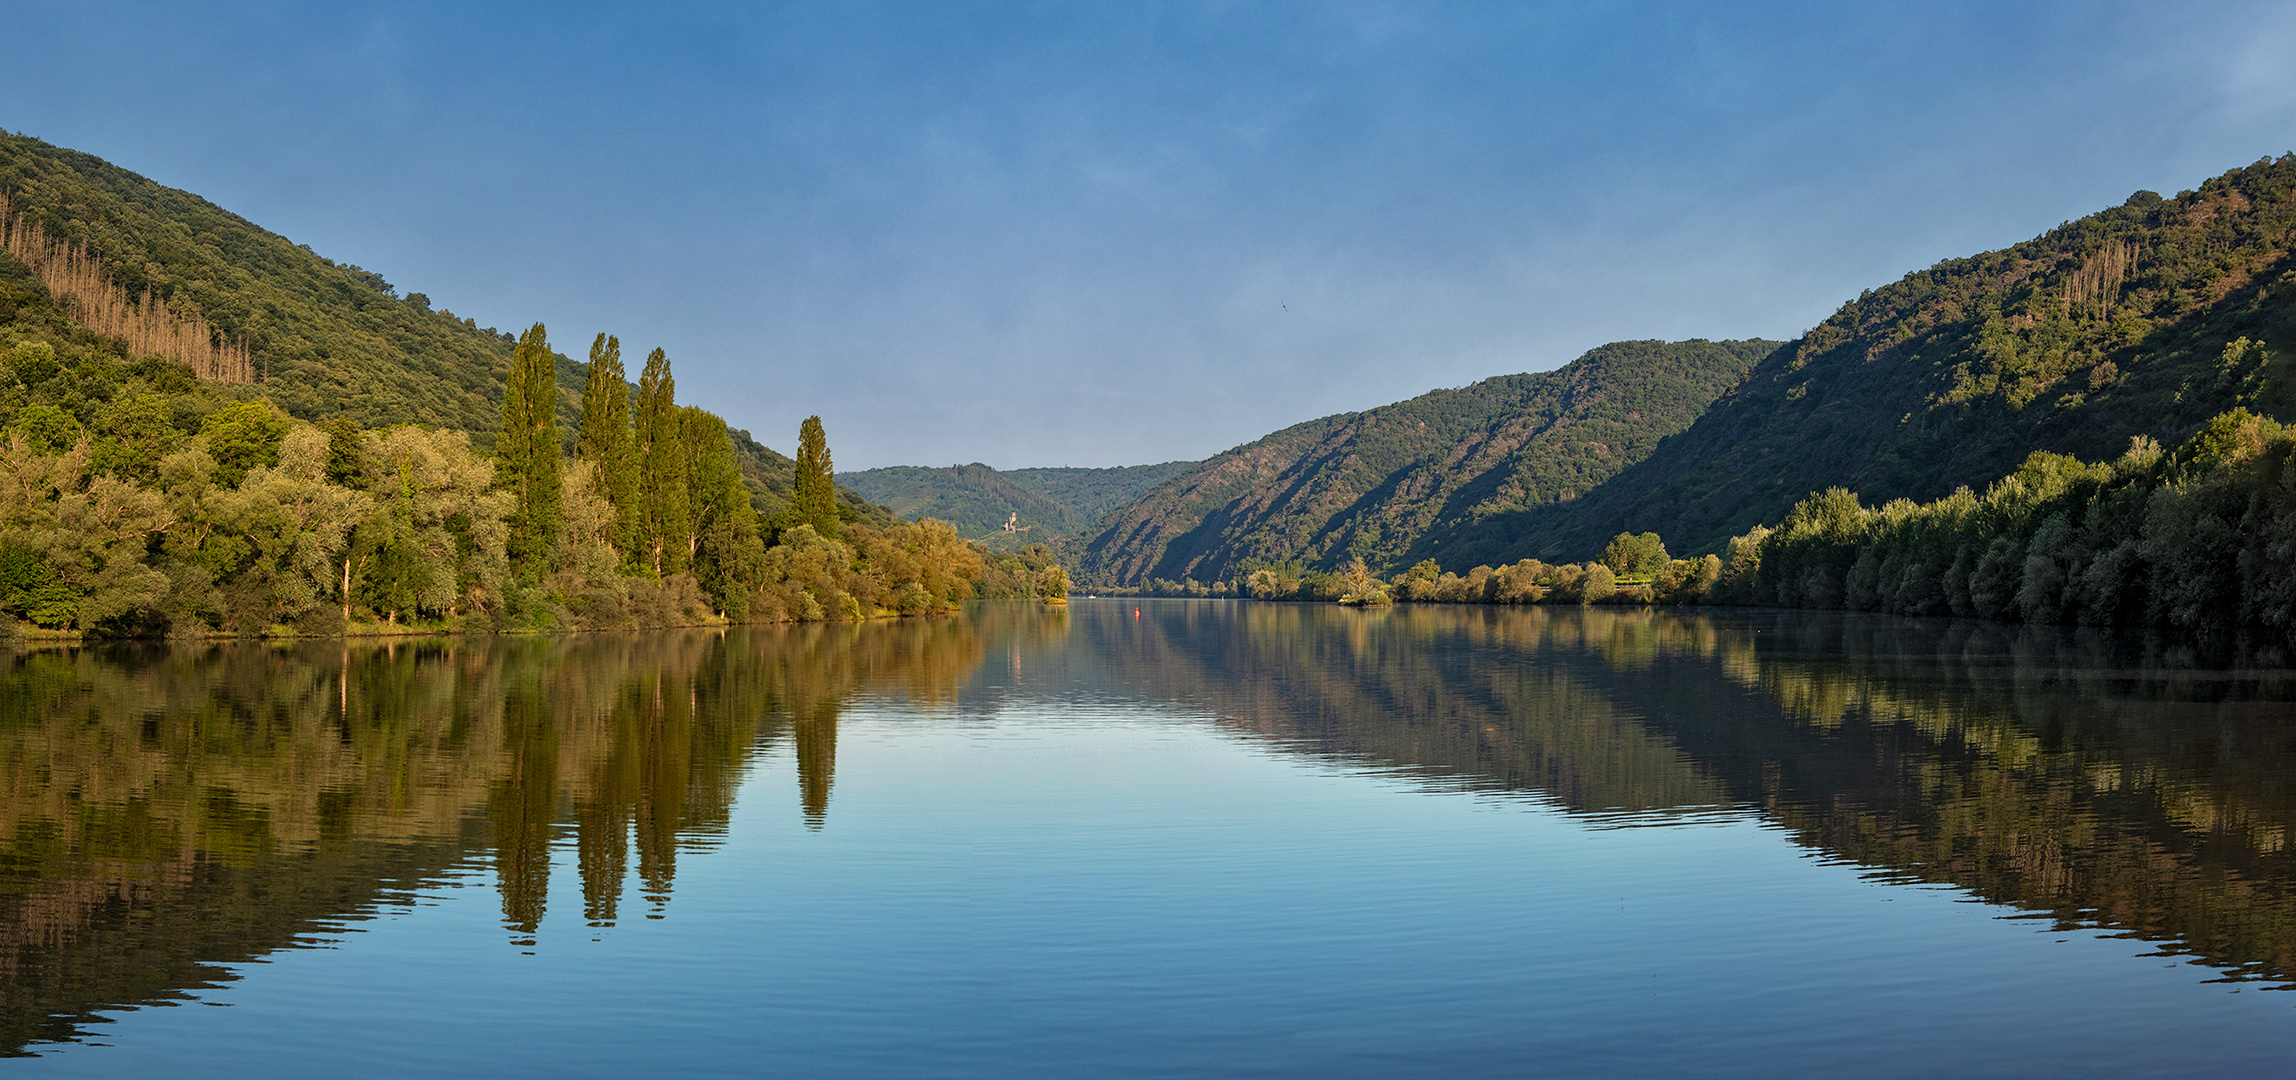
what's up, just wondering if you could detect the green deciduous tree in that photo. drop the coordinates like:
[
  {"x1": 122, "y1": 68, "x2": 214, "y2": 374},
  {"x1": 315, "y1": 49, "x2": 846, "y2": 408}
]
[
  {"x1": 12, "y1": 404, "x2": 82, "y2": 456},
  {"x1": 1580, "y1": 563, "x2": 1617, "y2": 604},
  {"x1": 91, "y1": 394, "x2": 182, "y2": 484},
  {"x1": 349, "y1": 427, "x2": 511, "y2": 624},
  {"x1": 683, "y1": 407, "x2": 763, "y2": 616},
  {"x1": 1600, "y1": 532, "x2": 1669, "y2": 579},
  {"x1": 1686, "y1": 404, "x2": 2296, "y2": 640},
  {"x1": 1037, "y1": 562, "x2": 1070, "y2": 601},
  {"x1": 550, "y1": 458, "x2": 626, "y2": 621},
  {"x1": 3, "y1": 341, "x2": 60, "y2": 386},
  {"x1": 1336, "y1": 557, "x2": 1388, "y2": 605},
  {"x1": 318, "y1": 417, "x2": 367, "y2": 487},
  {"x1": 198, "y1": 426, "x2": 373, "y2": 632},
  {"x1": 200, "y1": 400, "x2": 291, "y2": 488},
  {"x1": 0, "y1": 430, "x2": 172, "y2": 630}
]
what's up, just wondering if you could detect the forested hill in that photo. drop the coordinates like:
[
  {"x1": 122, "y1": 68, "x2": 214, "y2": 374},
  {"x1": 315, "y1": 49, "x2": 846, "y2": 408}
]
[
  {"x1": 838, "y1": 460, "x2": 1196, "y2": 547},
  {"x1": 1, "y1": 130, "x2": 519, "y2": 433},
  {"x1": 0, "y1": 130, "x2": 887, "y2": 525},
  {"x1": 1495, "y1": 154, "x2": 2296, "y2": 560},
  {"x1": 1076, "y1": 338, "x2": 1777, "y2": 587}
]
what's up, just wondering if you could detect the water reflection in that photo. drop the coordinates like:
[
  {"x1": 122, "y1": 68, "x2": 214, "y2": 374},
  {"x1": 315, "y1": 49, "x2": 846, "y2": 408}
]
[
  {"x1": 0, "y1": 619, "x2": 986, "y2": 1052},
  {"x1": 5, "y1": 600, "x2": 2296, "y2": 1055},
  {"x1": 1065, "y1": 601, "x2": 1735, "y2": 816},
  {"x1": 1092, "y1": 602, "x2": 2296, "y2": 984}
]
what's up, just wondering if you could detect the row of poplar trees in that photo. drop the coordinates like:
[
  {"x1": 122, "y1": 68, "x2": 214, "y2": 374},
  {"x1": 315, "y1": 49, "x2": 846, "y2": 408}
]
[{"x1": 495, "y1": 323, "x2": 840, "y2": 619}]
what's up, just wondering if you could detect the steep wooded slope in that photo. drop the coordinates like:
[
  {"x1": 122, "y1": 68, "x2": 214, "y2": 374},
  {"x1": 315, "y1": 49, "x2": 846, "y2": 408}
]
[
  {"x1": 0, "y1": 130, "x2": 888, "y2": 526},
  {"x1": 0, "y1": 130, "x2": 519, "y2": 433},
  {"x1": 1494, "y1": 155, "x2": 2296, "y2": 560},
  {"x1": 1077, "y1": 339, "x2": 1777, "y2": 586},
  {"x1": 838, "y1": 459, "x2": 1196, "y2": 545},
  {"x1": 839, "y1": 463, "x2": 1080, "y2": 542},
  {"x1": 1005, "y1": 462, "x2": 1201, "y2": 523}
]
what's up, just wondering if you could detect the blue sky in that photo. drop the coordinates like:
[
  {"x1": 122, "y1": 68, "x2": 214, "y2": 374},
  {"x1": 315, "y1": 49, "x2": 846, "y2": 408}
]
[{"x1": 5, "y1": 1, "x2": 2294, "y2": 468}]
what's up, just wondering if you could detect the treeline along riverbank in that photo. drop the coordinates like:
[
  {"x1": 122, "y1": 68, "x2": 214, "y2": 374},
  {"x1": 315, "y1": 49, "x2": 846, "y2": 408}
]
[
  {"x1": 1208, "y1": 391, "x2": 2296, "y2": 652},
  {"x1": 0, "y1": 321, "x2": 1060, "y2": 639}
]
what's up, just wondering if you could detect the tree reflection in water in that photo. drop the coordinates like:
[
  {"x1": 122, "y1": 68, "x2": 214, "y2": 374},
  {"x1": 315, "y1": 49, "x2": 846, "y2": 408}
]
[
  {"x1": 1101, "y1": 602, "x2": 2296, "y2": 986},
  {"x1": 5, "y1": 600, "x2": 2296, "y2": 1054},
  {"x1": 0, "y1": 617, "x2": 987, "y2": 1051}
]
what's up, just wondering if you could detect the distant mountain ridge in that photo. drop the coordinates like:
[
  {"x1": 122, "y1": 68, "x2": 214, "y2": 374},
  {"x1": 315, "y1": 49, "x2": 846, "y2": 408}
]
[
  {"x1": 1077, "y1": 339, "x2": 1778, "y2": 586},
  {"x1": 838, "y1": 460, "x2": 1196, "y2": 547}
]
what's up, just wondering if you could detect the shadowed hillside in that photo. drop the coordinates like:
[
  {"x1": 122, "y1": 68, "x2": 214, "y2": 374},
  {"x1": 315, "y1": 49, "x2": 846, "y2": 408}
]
[
  {"x1": 1487, "y1": 155, "x2": 2296, "y2": 560},
  {"x1": 1077, "y1": 339, "x2": 1775, "y2": 586}
]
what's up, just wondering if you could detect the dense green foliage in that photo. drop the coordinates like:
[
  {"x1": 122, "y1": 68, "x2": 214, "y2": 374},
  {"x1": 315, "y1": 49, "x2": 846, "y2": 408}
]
[
  {"x1": 578, "y1": 333, "x2": 642, "y2": 561},
  {"x1": 0, "y1": 130, "x2": 524, "y2": 434},
  {"x1": 1677, "y1": 401, "x2": 2296, "y2": 644},
  {"x1": 634, "y1": 348, "x2": 691, "y2": 574},
  {"x1": 969, "y1": 542, "x2": 1069, "y2": 599},
  {"x1": 1003, "y1": 462, "x2": 1201, "y2": 524},
  {"x1": 723, "y1": 426, "x2": 892, "y2": 534},
  {"x1": 1600, "y1": 532, "x2": 1668, "y2": 579},
  {"x1": 837, "y1": 460, "x2": 1199, "y2": 549},
  {"x1": 1078, "y1": 339, "x2": 1774, "y2": 587},
  {"x1": 0, "y1": 360, "x2": 1007, "y2": 635},
  {"x1": 1242, "y1": 552, "x2": 1633, "y2": 607},
  {"x1": 1, "y1": 237, "x2": 258, "y2": 461},
  {"x1": 1525, "y1": 156, "x2": 2296, "y2": 558},
  {"x1": 838, "y1": 463, "x2": 1082, "y2": 543},
  {"x1": 499, "y1": 324, "x2": 562, "y2": 572},
  {"x1": 508, "y1": 349, "x2": 996, "y2": 629},
  {"x1": 791, "y1": 415, "x2": 838, "y2": 539},
  {"x1": 1328, "y1": 397, "x2": 2296, "y2": 649}
]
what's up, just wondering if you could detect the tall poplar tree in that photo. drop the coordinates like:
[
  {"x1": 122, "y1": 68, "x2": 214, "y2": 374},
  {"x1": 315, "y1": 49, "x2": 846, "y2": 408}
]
[
  {"x1": 792, "y1": 415, "x2": 838, "y2": 538},
  {"x1": 577, "y1": 332, "x2": 641, "y2": 566},
  {"x1": 634, "y1": 347, "x2": 690, "y2": 576},
  {"x1": 499, "y1": 322, "x2": 561, "y2": 574}
]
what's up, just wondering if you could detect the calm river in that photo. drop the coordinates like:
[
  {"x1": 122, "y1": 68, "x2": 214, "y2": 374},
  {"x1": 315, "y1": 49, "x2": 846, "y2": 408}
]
[{"x1": 4, "y1": 600, "x2": 2296, "y2": 1077}]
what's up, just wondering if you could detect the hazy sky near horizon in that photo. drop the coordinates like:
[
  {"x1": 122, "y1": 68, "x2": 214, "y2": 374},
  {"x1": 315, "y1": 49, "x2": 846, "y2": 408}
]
[{"x1": 4, "y1": 1, "x2": 2294, "y2": 469}]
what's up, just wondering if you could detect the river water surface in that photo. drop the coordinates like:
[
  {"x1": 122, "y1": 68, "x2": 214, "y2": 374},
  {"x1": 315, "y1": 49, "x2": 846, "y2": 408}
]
[{"x1": 4, "y1": 600, "x2": 2296, "y2": 1077}]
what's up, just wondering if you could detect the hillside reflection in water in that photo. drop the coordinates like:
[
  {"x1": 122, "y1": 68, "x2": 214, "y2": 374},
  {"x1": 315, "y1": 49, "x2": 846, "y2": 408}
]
[
  {"x1": 3, "y1": 601, "x2": 2296, "y2": 1060},
  {"x1": 1086, "y1": 602, "x2": 2296, "y2": 985}
]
